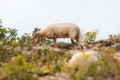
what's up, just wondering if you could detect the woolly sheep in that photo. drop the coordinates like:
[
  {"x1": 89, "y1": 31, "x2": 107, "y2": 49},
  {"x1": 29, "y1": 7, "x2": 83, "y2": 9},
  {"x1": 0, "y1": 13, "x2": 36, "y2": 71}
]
[
  {"x1": 68, "y1": 50, "x2": 101, "y2": 67},
  {"x1": 33, "y1": 23, "x2": 83, "y2": 49}
]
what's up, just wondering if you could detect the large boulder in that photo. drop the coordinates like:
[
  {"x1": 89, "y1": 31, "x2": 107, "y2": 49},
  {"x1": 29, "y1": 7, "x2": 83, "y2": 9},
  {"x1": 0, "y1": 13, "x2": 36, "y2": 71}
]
[{"x1": 68, "y1": 50, "x2": 101, "y2": 67}]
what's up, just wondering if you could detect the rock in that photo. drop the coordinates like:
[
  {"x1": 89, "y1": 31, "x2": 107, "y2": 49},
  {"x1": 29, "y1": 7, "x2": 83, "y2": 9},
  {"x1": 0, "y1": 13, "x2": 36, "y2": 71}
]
[
  {"x1": 108, "y1": 35, "x2": 120, "y2": 43},
  {"x1": 112, "y1": 43, "x2": 120, "y2": 51},
  {"x1": 113, "y1": 53, "x2": 120, "y2": 62},
  {"x1": 105, "y1": 40, "x2": 115, "y2": 46},
  {"x1": 68, "y1": 50, "x2": 101, "y2": 68},
  {"x1": 38, "y1": 73, "x2": 70, "y2": 80}
]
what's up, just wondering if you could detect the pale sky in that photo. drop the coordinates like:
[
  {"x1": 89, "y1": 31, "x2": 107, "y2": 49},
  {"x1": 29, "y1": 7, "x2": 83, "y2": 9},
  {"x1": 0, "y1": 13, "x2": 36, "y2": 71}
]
[{"x1": 0, "y1": 0, "x2": 120, "y2": 40}]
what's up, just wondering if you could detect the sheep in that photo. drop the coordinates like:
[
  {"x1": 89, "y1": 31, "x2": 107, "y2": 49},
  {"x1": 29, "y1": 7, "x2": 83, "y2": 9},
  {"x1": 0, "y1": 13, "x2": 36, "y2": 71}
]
[
  {"x1": 33, "y1": 23, "x2": 83, "y2": 49},
  {"x1": 68, "y1": 50, "x2": 101, "y2": 68}
]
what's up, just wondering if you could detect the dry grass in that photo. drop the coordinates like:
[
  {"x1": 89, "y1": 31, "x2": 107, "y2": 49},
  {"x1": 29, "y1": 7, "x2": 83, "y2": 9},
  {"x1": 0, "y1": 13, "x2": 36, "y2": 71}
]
[{"x1": 0, "y1": 42, "x2": 120, "y2": 80}]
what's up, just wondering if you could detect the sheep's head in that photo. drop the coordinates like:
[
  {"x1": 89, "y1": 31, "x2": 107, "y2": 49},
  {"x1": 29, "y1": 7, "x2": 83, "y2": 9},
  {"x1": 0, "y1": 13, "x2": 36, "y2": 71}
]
[{"x1": 33, "y1": 32, "x2": 41, "y2": 45}]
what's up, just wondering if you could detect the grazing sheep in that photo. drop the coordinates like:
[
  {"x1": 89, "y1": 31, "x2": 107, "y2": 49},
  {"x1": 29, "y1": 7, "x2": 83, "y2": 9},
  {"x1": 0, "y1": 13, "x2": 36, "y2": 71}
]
[
  {"x1": 33, "y1": 23, "x2": 83, "y2": 49},
  {"x1": 68, "y1": 50, "x2": 101, "y2": 67}
]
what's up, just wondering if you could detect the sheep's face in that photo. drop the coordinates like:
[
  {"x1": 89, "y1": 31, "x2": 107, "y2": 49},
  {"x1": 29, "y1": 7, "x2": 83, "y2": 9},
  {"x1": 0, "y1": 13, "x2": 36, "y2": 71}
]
[{"x1": 33, "y1": 32, "x2": 41, "y2": 45}]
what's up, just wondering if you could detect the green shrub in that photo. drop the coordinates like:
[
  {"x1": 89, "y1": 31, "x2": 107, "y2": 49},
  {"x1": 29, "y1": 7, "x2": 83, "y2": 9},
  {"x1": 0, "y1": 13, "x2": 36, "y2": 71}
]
[
  {"x1": 83, "y1": 31, "x2": 98, "y2": 43},
  {"x1": 0, "y1": 54, "x2": 43, "y2": 80}
]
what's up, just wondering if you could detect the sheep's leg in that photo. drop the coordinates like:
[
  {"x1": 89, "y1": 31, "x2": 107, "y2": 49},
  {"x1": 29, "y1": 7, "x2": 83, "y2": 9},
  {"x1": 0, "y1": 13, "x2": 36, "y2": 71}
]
[
  {"x1": 75, "y1": 37, "x2": 80, "y2": 45},
  {"x1": 75, "y1": 37, "x2": 84, "y2": 50},
  {"x1": 53, "y1": 38, "x2": 56, "y2": 47},
  {"x1": 71, "y1": 38, "x2": 75, "y2": 46}
]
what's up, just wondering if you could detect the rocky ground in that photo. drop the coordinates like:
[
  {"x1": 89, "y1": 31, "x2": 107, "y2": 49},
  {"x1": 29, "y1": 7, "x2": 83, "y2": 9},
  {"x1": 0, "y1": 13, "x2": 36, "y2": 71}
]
[
  {"x1": 84, "y1": 35, "x2": 120, "y2": 51},
  {"x1": 32, "y1": 35, "x2": 120, "y2": 80},
  {"x1": 0, "y1": 35, "x2": 120, "y2": 80}
]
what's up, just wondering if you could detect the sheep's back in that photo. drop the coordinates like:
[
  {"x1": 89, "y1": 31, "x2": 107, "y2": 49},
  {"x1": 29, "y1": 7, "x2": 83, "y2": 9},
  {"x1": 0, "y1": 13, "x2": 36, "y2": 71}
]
[{"x1": 46, "y1": 23, "x2": 80, "y2": 38}]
